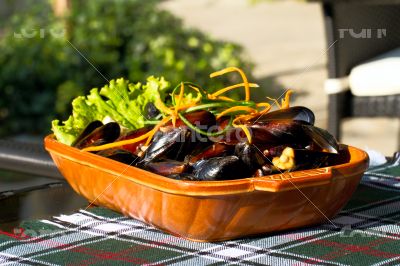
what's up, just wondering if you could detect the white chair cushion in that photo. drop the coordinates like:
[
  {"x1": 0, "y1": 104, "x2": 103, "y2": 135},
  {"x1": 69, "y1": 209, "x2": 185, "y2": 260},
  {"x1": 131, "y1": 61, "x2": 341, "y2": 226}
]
[{"x1": 349, "y1": 47, "x2": 400, "y2": 96}]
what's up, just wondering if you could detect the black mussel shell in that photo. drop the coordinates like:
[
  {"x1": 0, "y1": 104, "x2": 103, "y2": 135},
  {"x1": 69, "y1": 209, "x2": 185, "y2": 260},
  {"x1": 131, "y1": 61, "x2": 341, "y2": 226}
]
[
  {"x1": 293, "y1": 149, "x2": 338, "y2": 170},
  {"x1": 97, "y1": 148, "x2": 139, "y2": 165},
  {"x1": 192, "y1": 156, "x2": 250, "y2": 181},
  {"x1": 168, "y1": 173, "x2": 198, "y2": 181},
  {"x1": 302, "y1": 125, "x2": 339, "y2": 154},
  {"x1": 252, "y1": 164, "x2": 276, "y2": 177},
  {"x1": 144, "y1": 102, "x2": 160, "y2": 120},
  {"x1": 261, "y1": 164, "x2": 275, "y2": 175},
  {"x1": 253, "y1": 169, "x2": 264, "y2": 177},
  {"x1": 74, "y1": 122, "x2": 120, "y2": 149},
  {"x1": 139, "y1": 127, "x2": 189, "y2": 164},
  {"x1": 247, "y1": 106, "x2": 315, "y2": 125},
  {"x1": 234, "y1": 142, "x2": 266, "y2": 171},
  {"x1": 220, "y1": 120, "x2": 310, "y2": 145},
  {"x1": 72, "y1": 120, "x2": 103, "y2": 146},
  {"x1": 325, "y1": 144, "x2": 350, "y2": 166},
  {"x1": 145, "y1": 160, "x2": 188, "y2": 176}
]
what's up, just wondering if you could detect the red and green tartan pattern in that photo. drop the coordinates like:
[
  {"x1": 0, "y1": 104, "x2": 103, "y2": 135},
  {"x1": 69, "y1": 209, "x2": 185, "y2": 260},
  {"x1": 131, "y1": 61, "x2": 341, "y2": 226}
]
[{"x1": 0, "y1": 163, "x2": 399, "y2": 266}]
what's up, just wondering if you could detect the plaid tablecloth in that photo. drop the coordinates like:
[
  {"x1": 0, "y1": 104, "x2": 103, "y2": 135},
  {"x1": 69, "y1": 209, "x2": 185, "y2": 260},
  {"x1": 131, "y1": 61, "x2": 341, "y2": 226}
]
[{"x1": 1, "y1": 155, "x2": 400, "y2": 266}]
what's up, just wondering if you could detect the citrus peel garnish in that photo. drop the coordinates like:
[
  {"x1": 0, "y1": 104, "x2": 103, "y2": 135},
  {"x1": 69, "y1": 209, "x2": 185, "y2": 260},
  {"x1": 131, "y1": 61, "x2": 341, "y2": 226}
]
[
  {"x1": 81, "y1": 67, "x2": 293, "y2": 151},
  {"x1": 210, "y1": 67, "x2": 251, "y2": 101}
]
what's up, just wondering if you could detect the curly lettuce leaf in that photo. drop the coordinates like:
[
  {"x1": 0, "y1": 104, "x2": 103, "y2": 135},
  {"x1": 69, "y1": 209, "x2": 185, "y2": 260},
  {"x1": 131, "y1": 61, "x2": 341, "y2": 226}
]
[{"x1": 52, "y1": 76, "x2": 170, "y2": 145}]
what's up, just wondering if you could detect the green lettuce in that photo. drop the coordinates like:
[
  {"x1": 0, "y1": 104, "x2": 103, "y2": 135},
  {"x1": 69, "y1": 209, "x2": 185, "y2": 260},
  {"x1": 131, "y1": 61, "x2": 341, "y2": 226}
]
[{"x1": 52, "y1": 76, "x2": 170, "y2": 145}]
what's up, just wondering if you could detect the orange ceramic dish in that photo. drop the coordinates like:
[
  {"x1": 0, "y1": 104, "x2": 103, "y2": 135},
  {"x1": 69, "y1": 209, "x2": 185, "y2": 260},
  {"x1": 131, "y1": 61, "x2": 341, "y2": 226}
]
[{"x1": 45, "y1": 135, "x2": 368, "y2": 242}]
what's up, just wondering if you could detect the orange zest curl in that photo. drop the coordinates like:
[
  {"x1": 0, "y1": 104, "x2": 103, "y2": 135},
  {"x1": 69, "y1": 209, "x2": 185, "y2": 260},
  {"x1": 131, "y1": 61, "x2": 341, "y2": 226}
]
[
  {"x1": 210, "y1": 67, "x2": 252, "y2": 101},
  {"x1": 267, "y1": 90, "x2": 293, "y2": 109},
  {"x1": 215, "y1": 96, "x2": 235, "y2": 102},
  {"x1": 82, "y1": 130, "x2": 153, "y2": 152},
  {"x1": 232, "y1": 116, "x2": 253, "y2": 144},
  {"x1": 172, "y1": 82, "x2": 185, "y2": 127},
  {"x1": 216, "y1": 106, "x2": 257, "y2": 120},
  {"x1": 280, "y1": 90, "x2": 293, "y2": 109},
  {"x1": 82, "y1": 116, "x2": 172, "y2": 152},
  {"x1": 208, "y1": 82, "x2": 259, "y2": 100}
]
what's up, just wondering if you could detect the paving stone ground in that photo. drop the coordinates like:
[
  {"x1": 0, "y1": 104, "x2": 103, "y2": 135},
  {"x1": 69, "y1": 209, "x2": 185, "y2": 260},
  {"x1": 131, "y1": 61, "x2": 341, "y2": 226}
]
[{"x1": 162, "y1": 0, "x2": 399, "y2": 155}]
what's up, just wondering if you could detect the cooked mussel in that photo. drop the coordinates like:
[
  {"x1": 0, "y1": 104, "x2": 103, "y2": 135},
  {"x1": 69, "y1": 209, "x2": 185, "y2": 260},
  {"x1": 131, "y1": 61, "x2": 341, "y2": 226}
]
[
  {"x1": 214, "y1": 107, "x2": 317, "y2": 146},
  {"x1": 292, "y1": 149, "x2": 336, "y2": 170},
  {"x1": 192, "y1": 156, "x2": 250, "y2": 181},
  {"x1": 302, "y1": 125, "x2": 339, "y2": 154},
  {"x1": 215, "y1": 120, "x2": 339, "y2": 157},
  {"x1": 139, "y1": 127, "x2": 190, "y2": 164},
  {"x1": 72, "y1": 120, "x2": 103, "y2": 146},
  {"x1": 74, "y1": 122, "x2": 120, "y2": 149},
  {"x1": 234, "y1": 142, "x2": 266, "y2": 171},
  {"x1": 218, "y1": 120, "x2": 310, "y2": 146},
  {"x1": 139, "y1": 111, "x2": 218, "y2": 165},
  {"x1": 268, "y1": 146, "x2": 339, "y2": 171},
  {"x1": 247, "y1": 106, "x2": 315, "y2": 125}
]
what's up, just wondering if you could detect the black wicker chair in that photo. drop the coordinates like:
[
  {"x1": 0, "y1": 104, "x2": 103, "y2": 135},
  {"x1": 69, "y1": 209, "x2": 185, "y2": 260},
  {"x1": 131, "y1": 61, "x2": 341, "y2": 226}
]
[{"x1": 321, "y1": 0, "x2": 400, "y2": 147}]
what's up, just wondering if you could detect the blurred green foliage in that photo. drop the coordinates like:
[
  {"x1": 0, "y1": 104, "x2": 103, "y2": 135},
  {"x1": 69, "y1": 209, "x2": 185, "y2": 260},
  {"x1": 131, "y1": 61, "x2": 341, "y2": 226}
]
[{"x1": 0, "y1": 0, "x2": 252, "y2": 136}]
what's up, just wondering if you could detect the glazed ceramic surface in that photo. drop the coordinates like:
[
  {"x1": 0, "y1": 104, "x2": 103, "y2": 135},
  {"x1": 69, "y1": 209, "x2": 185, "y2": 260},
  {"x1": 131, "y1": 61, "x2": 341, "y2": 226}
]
[{"x1": 45, "y1": 135, "x2": 368, "y2": 242}]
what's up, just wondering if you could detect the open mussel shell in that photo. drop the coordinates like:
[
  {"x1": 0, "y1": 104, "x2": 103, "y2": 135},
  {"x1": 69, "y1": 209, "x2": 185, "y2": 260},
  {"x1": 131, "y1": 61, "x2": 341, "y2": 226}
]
[
  {"x1": 72, "y1": 120, "x2": 103, "y2": 147},
  {"x1": 218, "y1": 120, "x2": 310, "y2": 146},
  {"x1": 247, "y1": 106, "x2": 315, "y2": 125},
  {"x1": 74, "y1": 122, "x2": 121, "y2": 149},
  {"x1": 97, "y1": 148, "x2": 139, "y2": 165},
  {"x1": 139, "y1": 127, "x2": 190, "y2": 164},
  {"x1": 302, "y1": 125, "x2": 339, "y2": 154}
]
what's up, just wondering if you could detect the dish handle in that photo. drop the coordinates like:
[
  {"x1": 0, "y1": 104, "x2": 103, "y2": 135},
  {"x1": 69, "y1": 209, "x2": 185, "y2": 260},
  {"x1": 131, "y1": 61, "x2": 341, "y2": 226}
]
[{"x1": 253, "y1": 167, "x2": 333, "y2": 192}]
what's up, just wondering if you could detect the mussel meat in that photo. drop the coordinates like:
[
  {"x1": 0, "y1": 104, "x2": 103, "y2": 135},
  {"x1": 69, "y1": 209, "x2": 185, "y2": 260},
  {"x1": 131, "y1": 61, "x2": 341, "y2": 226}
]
[
  {"x1": 145, "y1": 160, "x2": 188, "y2": 176},
  {"x1": 185, "y1": 143, "x2": 234, "y2": 165}
]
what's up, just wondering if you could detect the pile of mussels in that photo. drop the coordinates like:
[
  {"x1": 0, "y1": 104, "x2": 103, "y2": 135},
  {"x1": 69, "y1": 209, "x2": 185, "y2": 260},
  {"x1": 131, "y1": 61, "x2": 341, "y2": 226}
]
[{"x1": 72, "y1": 106, "x2": 342, "y2": 181}]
